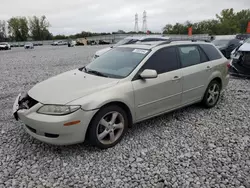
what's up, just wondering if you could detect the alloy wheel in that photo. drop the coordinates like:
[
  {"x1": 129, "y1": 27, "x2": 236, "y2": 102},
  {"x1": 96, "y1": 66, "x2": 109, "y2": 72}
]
[
  {"x1": 207, "y1": 83, "x2": 220, "y2": 106},
  {"x1": 96, "y1": 111, "x2": 125, "y2": 145}
]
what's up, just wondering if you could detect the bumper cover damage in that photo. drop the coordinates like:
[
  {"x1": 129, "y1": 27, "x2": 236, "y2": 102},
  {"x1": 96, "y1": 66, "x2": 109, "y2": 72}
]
[
  {"x1": 229, "y1": 51, "x2": 250, "y2": 78},
  {"x1": 13, "y1": 93, "x2": 38, "y2": 120}
]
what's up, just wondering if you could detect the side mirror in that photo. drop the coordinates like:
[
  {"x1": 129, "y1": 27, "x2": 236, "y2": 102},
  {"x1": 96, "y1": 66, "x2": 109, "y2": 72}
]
[
  {"x1": 140, "y1": 69, "x2": 158, "y2": 79},
  {"x1": 239, "y1": 40, "x2": 244, "y2": 44}
]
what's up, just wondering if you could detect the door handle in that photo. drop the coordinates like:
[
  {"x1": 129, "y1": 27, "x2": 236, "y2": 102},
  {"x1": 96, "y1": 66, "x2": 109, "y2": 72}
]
[{"x1": 172, "y1": 76, "x2": 181, "y2": 81}]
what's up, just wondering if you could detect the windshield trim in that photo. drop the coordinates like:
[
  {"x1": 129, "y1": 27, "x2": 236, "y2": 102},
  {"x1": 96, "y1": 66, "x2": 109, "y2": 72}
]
[{"x1": 84, "y1": 47, "x2": 151, "y2": 79}]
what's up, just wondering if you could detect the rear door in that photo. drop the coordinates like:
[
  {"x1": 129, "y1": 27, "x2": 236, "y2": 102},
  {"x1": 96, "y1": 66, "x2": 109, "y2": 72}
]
[
  {"x1": 132, "y1": 46, "x2": 182, "y2": 121},
  {"x1": 177, "y1": 45, "x2": 210, "y2": 105}
]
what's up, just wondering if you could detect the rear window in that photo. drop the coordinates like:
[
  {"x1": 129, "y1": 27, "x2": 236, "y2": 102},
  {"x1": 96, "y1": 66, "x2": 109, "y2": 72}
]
[{"x1": 199, "y1": 44, "x2": 222, "y2": 61}]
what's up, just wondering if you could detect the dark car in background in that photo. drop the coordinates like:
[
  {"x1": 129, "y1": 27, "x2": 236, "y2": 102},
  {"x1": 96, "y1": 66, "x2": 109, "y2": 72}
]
[
  {"x1": 236, "y1": 34, "x2": 250, "y2": 41},
  {"x1": 212, "y1": 38, "x2": 241, "y2": 59}
]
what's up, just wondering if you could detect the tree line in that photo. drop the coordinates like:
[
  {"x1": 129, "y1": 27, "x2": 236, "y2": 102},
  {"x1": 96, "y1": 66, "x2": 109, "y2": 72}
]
[
  {"x1": 163, "y1": 8, "x2": 250, "y2": 35},
  {"x1": 0, "y1": 16, "x2": 52, "y2": 42},
  {"x1": 0, "y1": 8, "x2": 249, "y2": 42}
]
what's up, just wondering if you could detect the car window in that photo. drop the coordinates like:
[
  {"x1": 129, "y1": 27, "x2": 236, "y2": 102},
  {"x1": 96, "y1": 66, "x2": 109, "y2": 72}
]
[
  {"x1": 178, "y1": 46, "x2": 201, "y2": 68},
  {"x1": 229, "y1": 39, "x2": 240, "y2": 46},
  {"x1": 142, "y1": 47, "x2": 179, "y2": 74},
  {"x1": 199, "y1": 44, "x2": 222, "y2": 61},
  {"x1": 198, "y1": 47, "x2": 209, "y2": 63}
]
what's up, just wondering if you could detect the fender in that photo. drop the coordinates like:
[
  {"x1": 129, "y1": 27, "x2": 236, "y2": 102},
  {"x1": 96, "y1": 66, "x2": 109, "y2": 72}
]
[{"x1": 68, "y1": 81, "x2": 136, "y2": 121}]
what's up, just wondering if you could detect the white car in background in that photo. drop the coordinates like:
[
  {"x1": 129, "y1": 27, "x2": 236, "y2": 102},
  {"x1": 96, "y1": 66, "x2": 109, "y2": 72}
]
[
  {"x1": 0, "y1": 42, "x2": 11, "y2": 50},
  {"x1": 68, "y1": 40, "x2": 76, "y2": 47},
  {"x1": 52, "y1": 40, "x2": 67, "y2": 46},
  {"x1": 24, "y1": 42, "x2": 34, "y2": 49},
  {"x1": 92, "y1": 35, "x2": 169, "y2": 60}
]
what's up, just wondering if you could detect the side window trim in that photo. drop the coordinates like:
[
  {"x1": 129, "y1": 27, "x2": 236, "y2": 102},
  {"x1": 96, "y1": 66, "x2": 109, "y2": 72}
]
[
  {"x1": 132, "y1": 46, "x2": 180, "y2": 81},
  {"x1": 177, "y1": 44, "x2": 202, "y2": 68},
  {"x1": 197, "y1": 45, "x2": 209, "y2": 63}
]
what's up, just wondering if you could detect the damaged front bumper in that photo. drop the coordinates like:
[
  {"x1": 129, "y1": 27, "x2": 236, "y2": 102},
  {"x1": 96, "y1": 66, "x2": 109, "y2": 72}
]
[
  {"x1": 13, "y1": 93, "x2": 22, "y2": 120},
  {"x1": 13, "y1": 93, "x2": 38, "y2": 120},
  {"x1": 229, "y1": 51, "x2": 250, "y2": 78}
]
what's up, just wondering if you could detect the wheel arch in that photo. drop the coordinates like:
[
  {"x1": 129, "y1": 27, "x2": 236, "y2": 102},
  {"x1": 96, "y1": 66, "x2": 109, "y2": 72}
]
[
  {"x1": 97, "y1": 101, "x2": 133, "y2": 128},
  {"x1": 211, "y1": 77, "x2": 222, "y2": 89}
]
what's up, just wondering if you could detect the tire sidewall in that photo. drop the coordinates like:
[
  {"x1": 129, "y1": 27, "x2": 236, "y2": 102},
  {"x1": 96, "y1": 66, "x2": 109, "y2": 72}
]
[{"x1": 87, "y1": 105, "x2": 128, "y2": 149}]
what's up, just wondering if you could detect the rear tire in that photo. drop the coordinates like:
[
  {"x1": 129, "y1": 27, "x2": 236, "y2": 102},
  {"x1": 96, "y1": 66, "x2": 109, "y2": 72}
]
[
  {"x1": 202, "y1": 80, "x2": 221, "y2": 108},
  {"x1": 87, "y1": 105, "x2": 128, "y2": 149}
]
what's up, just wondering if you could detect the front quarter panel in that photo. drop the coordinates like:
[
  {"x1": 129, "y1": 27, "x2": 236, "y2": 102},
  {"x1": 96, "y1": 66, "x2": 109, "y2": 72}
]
[{"x1": 68, "y1": 81, "x2": 136, "y2": 121}]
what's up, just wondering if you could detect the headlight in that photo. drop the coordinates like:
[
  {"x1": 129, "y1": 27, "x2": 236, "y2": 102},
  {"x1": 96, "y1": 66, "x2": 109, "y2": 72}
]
[{"x1": 37, "y1": 105, "x2": 81, "y2": 115}]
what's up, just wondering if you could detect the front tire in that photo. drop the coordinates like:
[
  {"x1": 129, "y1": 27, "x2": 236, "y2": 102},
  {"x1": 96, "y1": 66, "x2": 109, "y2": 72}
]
[
  {"x1": 202, "y1": 80, "x2": 221, "y2": 108},
  {"x1": 87, "y1": 105, "x2": 128, "y2": 149}
]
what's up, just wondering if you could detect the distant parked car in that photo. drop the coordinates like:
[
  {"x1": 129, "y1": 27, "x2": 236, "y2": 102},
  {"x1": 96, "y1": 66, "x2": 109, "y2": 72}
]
[
  {"x1": 10, "y1": 43, "x2": 19, "y2": 47},
  {"x1": 92, "y1": 35, "x2": 169, "y2": 60},
  {"x1": 52, "y1": 40, "x2": 67, "y2": 46},
  {"x1": 87, "y1": 40, "x2": 97, "y2": 45},
  {"x1": 68, "y1": 40, "x2": 76, "y2": 47},
  {"x1": 98, "y1": 40, "x2": 111, "y2": 45},
  {"x1": 212, "y1": 38, "x2": 241, "y2": 59},
  {"x1": 236, "y1": 34, "x2": 250, "y2": 41},
  {"x1": 24, "y1": 42, "x2": 34, "y2": 49},
  {"x1": 0, "y1": 42, "x2": 11, "y2": 50}
]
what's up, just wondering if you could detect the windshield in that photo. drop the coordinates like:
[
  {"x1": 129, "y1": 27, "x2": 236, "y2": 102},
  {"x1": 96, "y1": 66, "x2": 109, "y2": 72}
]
[
  {"x1": 245, "y1": 38, "x2": 250, "y2": 44},
  {"x1": 85, "y1": 47, "x2": 149, "y2": 78},
  {"x1": 113, "y1": 38, "x2": 137, "y2": 47},
  {"x1": 212, "y1": 39, "x2": 230, "y2": 46}
]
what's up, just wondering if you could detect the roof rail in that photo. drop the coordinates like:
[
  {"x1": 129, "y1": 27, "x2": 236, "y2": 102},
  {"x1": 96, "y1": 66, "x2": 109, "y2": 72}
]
[{"x1": 155, "y1": 38, "x2": 211, "y2": 47}]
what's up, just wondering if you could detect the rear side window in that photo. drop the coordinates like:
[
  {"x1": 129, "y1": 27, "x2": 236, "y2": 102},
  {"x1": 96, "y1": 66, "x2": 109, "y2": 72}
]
[
  {"x1": 142, "y1": 47, "x2": 179, "y2": 74},
  {"x1": 199, "y1": 44, "x2": 222, "y2": 61},
  {"x1": 178, "y1": 46, "x2": 201, "y2": 68}
]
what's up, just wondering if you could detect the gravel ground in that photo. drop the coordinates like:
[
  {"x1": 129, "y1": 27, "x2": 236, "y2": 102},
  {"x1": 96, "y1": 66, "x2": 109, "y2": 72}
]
[{"x1": 0, "y1": 46, "x2": 250, "y2": 188}]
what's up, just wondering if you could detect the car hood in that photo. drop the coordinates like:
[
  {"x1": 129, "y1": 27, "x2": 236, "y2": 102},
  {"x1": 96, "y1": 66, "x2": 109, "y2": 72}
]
[
  {"x1": 95, "y1": 47, "x2": 112, "y2": 56},
  {"x1": 0, "y1": 44, "x2": 7, "y2": 47},
  {"x1": 238, "y1": 43, "x2": 250, "y2": 51},
  {"x1": 28, "y1": 69, "x2": 119, "y2": 104}
]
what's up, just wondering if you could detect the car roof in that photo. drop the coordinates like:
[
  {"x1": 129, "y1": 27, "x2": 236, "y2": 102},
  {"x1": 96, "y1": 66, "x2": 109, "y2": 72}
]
[
  {"x1": 124, "y1": 35, "x2": 169, "y2": 40},
  {"x1": 118, "y1": 40, "x2": 212, "y2": 50}
]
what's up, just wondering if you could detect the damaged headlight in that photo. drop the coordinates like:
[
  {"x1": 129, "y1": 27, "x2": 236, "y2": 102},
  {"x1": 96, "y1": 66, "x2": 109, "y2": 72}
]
[{"x1": 37, "y1": 105, "x2": 81, "y2": 115}]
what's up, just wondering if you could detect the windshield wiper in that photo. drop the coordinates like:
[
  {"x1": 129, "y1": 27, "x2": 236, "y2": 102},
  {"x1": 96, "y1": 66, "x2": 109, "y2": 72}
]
[{"x1": 86, "y1": 69, "x2": 108, "y2": 77}]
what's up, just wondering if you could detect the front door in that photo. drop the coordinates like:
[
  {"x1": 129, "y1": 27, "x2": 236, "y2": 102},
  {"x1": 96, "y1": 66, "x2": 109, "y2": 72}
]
[{"x1": 132, "y1": 46, "x2": 182, "y2": 121}]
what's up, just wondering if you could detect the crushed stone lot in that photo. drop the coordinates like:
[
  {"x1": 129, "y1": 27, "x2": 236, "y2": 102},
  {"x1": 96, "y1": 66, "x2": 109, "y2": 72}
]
[{"x1": 0, "y1": 45, "x2": 250, "y2": 188}]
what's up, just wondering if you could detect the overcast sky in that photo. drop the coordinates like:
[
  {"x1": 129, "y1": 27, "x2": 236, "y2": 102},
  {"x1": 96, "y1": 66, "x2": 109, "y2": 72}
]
[{"x1": 0, "y1": 0, "x2": 249, "y2": 35}]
